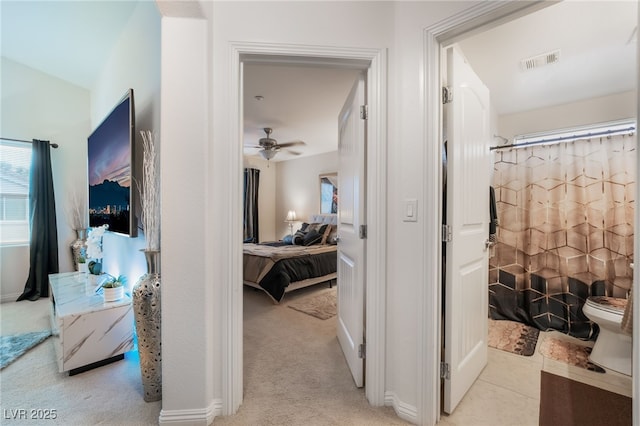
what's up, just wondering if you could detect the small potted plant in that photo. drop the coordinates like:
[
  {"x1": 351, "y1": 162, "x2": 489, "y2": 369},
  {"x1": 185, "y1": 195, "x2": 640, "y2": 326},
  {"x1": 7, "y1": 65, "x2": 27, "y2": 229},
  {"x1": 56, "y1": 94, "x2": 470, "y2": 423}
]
[
  {"x1": 102, "y1": 274, "x2": 126, "y2": 302},
  {"x1": 77, "y1": 255, "x2": 88, "y2": 273}
]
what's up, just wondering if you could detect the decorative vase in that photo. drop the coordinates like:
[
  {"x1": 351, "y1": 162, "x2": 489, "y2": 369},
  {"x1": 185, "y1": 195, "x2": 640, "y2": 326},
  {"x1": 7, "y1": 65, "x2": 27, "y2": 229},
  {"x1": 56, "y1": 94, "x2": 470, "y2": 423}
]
[
  {"x1": 133, "y1": 250, "x2": 162, "y2": 402},
  {"x1": 103, "y1": 286, "x2": 124, "y2": 302},
  {"x1": 70, "y1": 228, "x2": 87, "y2": 271}
]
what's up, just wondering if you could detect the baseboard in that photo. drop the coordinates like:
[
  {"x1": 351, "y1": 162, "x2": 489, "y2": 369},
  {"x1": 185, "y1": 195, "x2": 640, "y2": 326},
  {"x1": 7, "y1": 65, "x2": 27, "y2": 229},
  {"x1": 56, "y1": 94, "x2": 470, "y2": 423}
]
[
  {"x1": 158, "y1": 399, "x2": 221, "y2": 425},
  {"x1": 385, "y1": 391, "x2": 418, "y2": 424},
  {"x1": 1, "y1": 292, "x2": 22, "y2": 303}
]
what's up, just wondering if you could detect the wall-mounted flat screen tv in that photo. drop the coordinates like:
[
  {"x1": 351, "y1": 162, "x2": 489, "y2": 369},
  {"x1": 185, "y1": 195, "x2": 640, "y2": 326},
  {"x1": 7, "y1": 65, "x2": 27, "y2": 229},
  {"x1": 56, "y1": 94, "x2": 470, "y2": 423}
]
[{"x1": 88, "y1": 88, "x2": 136, "y2": 237}]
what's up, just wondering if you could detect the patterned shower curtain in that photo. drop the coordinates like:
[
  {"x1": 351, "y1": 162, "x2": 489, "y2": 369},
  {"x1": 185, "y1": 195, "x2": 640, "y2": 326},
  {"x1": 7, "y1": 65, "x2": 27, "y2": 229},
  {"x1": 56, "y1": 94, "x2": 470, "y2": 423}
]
[{"x1": 489, "y1": 133, "x2": 635, "y2": 339}]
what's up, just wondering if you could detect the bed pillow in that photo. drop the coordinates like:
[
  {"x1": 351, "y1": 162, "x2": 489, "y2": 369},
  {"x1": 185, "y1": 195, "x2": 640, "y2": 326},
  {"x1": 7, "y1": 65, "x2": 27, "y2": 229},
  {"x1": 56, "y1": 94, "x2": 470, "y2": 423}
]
[
  {"x1": 302, "y1": 229, "x2": 323, "y2": 246},
  {"x1": 319, "y1": 224, "x2": 333, "y2": 244},
  {"x1": 305, "y1": 223, "x2": 322, "y2": 232},
  {"x1": 291, "y1": 223, "x2": 310, "y2": 245},
  {"x1": 293, "y1": 230, "x2": 306, "y2": 245},
  {"x1": 326, "y1": 225, "x2": 338, "y2": 245},
  {"x1": 282, "y1": 234, "x2": 293, "y2": 245}
]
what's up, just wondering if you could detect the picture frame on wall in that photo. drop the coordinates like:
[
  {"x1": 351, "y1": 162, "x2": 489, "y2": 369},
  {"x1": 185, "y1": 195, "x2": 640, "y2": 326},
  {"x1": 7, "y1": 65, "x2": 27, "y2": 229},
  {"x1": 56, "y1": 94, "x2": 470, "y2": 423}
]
[{"x1": 320, "y1": 172, "x2": 338, "y2": 214}]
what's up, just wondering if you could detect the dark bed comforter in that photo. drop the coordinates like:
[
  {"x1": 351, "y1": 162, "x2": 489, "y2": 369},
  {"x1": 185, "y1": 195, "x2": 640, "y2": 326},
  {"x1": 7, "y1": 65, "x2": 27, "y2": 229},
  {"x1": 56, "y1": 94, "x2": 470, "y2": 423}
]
[{"x1": 243, "y1": 243, "x2": 337, "y2": 302}]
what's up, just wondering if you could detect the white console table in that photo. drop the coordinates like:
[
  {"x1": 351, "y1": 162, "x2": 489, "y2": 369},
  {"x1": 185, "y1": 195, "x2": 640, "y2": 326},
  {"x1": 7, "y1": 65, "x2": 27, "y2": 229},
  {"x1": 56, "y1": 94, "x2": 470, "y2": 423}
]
[{"x1": 49, "y1": 272, "x2": 134, "y2": 375}]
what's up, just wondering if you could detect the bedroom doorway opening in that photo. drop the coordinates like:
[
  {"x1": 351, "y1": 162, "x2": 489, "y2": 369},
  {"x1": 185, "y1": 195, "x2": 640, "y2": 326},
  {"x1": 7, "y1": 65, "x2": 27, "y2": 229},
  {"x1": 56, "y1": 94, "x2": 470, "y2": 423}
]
[
  {"x1": 240, "y1": 58, "x2": 365, "y2": 389},
  {"x1": 229, "y1": 43, "x2": 388, "y2": 415}
]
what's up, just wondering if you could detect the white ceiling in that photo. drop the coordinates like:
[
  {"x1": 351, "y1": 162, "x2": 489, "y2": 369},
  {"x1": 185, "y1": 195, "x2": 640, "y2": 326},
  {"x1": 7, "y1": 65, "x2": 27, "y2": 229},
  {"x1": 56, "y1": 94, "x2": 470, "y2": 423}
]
[
  {"x1": 1, "y1": 1, "x2": 138, "y2": 90},
  {"x1": 243, "y1": 63, "x2": 361, "y2": 162},
  {"x1": 458, "y1": 1, "x2": 637, "y2": 116},
  {"x1": 2, "y1": 1, "x2": 637, "y2": 161}
]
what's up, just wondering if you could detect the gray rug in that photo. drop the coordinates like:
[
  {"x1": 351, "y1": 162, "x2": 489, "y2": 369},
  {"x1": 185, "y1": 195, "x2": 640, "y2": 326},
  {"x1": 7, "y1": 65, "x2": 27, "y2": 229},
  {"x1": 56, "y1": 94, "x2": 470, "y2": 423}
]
[
  {"x1": 288, "y1": 290, "x2": 337, "y2": 320},
  {"x1": 0, "y1": 330, "x2": 52, "y2": 369}
]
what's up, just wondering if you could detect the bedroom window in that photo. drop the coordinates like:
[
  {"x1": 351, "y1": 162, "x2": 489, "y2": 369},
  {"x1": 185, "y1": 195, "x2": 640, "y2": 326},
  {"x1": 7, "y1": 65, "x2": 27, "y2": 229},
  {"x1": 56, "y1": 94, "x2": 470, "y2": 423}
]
[{"x1": 0, "y1": 139, "x2": 31, "y2": 244}]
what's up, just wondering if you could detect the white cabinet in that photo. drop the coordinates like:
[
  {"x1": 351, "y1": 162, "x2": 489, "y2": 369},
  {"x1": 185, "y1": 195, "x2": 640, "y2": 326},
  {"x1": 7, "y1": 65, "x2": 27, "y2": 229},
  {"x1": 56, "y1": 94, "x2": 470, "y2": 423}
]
[{"x1": 49, "y1": 272, "x2": 134, "y2": 374}]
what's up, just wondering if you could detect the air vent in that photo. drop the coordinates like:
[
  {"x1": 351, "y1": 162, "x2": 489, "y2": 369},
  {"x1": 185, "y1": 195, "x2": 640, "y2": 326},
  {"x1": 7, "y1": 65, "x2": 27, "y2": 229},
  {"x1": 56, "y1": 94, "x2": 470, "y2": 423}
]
[{"x1": 520, "y1": 49, "x2": 560, "y2": 71}]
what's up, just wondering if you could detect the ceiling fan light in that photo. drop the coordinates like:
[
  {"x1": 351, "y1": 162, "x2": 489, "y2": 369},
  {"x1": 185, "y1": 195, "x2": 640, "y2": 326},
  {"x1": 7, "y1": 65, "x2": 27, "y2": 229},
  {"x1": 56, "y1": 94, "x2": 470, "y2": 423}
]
[{"x1": 259, "y1": 149, "x2": 277, "y2": 160}]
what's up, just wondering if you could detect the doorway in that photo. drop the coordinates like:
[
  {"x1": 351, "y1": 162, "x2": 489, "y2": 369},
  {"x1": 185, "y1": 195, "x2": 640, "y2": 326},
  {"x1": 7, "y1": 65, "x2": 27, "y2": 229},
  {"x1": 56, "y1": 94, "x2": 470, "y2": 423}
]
[
  {"x1": 225, "y1": 43, "x2": 388, "y2": 414},
  {"x1": 432, "y1": 1, "x2": 638, "y2": 424}
]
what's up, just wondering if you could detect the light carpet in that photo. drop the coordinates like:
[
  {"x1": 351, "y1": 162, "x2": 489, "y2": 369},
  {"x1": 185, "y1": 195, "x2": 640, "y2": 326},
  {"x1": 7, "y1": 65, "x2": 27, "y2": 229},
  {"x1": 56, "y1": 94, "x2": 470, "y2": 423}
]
[
  {"x1": 214, "y1": 286, "x2": 408, "y2": 425},
  {"x1": 1, "y1": 288, "x2": 406, "y2": 425},
  {"x1": 539, "y1": 337, "x2": 605, "y2": 373},
  {"x1": 0, "y1": 299, "x2": 161, "y2": 425},
  {"x1": 287, "y1": 288, "x2": 337, "y2": 320},
  {"x1": 488, "y1": 318, "x2": 539, "y2": 356},
  {"x1": 0, "y1": 330, "x2": 52, "y2": 369}
]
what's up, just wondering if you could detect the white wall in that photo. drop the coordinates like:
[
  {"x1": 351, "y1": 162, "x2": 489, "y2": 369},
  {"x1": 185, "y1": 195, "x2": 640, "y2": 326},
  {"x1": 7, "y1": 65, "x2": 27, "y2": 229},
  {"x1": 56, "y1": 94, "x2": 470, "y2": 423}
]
[
  {"x1": 276, "y1": 151, "x2": 338, "y2": 238},
  {"x1": 0, "y1": 1, "x2": 160, "y2": 303},
  {"x1": 241, "y1": 152, "x2": 337, "y2": 243},
  {"x1": 160, "y1": 14, "x2": 214, "y2": 420},
  {"x1": 243, "y1": 156, "x2": 277, "y2": 242},
  {"x1": 193, "y1": 1, "x2": 475, "y2": 424},
  {"x1": 498, "y1": 90, "x2": 637, "y2": 141},
  {"x1": 0, "y1": 57, "x2": 90, "y2": 301},
  {"x1": 90, "y1": 1, "x2": 161, "y2": 292}
]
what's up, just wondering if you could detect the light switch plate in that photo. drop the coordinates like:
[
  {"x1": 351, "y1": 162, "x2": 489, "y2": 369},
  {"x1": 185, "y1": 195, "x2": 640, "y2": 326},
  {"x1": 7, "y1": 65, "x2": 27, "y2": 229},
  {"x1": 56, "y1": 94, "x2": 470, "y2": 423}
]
[{"x1": 403, "y1": 199, "x2": 418, "y2": 222}]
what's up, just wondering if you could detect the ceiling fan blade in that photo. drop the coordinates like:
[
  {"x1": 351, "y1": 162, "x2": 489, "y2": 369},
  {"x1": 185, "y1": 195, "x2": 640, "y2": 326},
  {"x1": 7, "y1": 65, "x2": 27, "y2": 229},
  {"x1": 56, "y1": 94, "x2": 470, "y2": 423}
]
[
  {"x1": 278, "y1": 140, "x2": 305, "y2": 148},
  {"x1": 286, "y1": 149, "x2": 302, "y2": 156}
]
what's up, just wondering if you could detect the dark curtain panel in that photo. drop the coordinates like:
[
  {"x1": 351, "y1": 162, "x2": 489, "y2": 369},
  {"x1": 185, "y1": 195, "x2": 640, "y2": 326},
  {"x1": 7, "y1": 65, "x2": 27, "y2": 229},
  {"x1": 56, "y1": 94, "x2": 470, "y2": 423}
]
[
  {"x1": 17, "y1": 140, "x2": 59, "y2": 301},
  {"x1": 243, "y1": 168, "x2": 260, "y2": 243}
]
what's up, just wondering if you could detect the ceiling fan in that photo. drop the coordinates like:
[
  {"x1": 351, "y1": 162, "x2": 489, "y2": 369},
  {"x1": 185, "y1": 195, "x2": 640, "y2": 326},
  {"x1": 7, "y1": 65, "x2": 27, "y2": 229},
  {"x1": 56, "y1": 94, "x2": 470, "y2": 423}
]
[{"x1": 245, "y1": 127, "x2": 305, "y2": 161}]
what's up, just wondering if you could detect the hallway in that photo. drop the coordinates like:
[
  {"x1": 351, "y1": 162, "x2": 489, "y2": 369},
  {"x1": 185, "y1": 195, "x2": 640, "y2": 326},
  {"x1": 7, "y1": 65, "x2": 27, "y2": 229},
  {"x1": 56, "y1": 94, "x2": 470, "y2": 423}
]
[{"x1": 213, "y1": 285, "x2": 408, "y2": 425}]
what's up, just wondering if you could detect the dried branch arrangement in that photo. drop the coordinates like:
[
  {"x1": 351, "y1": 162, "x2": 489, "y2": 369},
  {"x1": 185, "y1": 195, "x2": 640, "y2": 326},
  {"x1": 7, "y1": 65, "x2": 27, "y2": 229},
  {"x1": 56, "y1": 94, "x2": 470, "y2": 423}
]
[
  {"x1": 67, "y1": 187, "x2": 88, "y2": 230},
  {"x1": 139, "y1": 130, "x2": 160, "y2": 251}
]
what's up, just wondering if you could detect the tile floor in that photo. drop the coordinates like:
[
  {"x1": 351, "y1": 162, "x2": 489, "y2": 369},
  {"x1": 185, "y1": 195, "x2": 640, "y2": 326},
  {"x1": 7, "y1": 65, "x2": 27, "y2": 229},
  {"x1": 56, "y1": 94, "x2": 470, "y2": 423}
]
[{"x1": 438, "y1": 328, "x2": 633, "y2": 426}]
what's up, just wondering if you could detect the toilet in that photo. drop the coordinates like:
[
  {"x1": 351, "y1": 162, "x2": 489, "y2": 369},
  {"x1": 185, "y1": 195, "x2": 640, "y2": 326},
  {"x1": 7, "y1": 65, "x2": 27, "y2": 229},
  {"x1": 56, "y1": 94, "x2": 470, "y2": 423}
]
[{"x1": 582, "y1": 296, "x2": 632, "y2": 376}]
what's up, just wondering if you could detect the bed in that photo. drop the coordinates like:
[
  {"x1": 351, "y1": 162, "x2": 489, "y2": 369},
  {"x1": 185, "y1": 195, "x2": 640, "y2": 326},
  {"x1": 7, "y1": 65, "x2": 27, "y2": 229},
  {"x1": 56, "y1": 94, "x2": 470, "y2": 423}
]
[{"x1": 243, "y1": 214, "x2": 338, "y2": 303}]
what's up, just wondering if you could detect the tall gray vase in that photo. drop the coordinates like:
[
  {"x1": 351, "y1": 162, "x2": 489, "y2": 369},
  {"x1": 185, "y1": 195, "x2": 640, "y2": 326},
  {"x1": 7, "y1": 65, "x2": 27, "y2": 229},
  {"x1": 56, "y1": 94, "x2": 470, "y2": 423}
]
[
  {"x1": 70, "y1": 228, "x2": 87, "y2": 271},
  {"x1": 133, "y1": 250, "x2": 162, "y2": 402}
]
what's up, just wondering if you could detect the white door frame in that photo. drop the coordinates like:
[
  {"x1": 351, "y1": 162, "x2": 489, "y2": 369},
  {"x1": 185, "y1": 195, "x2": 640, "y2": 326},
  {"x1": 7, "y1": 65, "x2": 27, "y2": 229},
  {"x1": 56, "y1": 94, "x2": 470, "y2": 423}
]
[
  {"x1": 224, "y1": 41, "x2": 388, "y2": 414},
  {"x1": 419, "y1": 2, "x2": 578, "y2": 425}
]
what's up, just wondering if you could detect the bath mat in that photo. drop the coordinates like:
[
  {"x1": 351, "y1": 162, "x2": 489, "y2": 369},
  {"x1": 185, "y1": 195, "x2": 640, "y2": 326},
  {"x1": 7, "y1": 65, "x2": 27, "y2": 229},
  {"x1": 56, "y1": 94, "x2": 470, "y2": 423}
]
[
  {"x1": 288, "y1": 290, "x2": 336, "y2": 320},
  {"x1": 488, "y1": 319, "x2": 539, "y2": 356},
  {"x1": 539, "y1": 337, "x2": 605, "y2": 373},
  {"x1": 0, "y1": 330, "x2": 52, "y2": 369},
  {"x1": 539, "y1": 371, "x2": 631, "y2": 426}
]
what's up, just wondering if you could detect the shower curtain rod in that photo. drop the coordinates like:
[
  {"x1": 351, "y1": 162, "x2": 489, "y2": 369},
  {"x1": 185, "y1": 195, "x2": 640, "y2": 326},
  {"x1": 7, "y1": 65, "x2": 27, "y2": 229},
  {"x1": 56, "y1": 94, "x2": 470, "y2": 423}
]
[
  {"x1": 1, "y1": 137, "x2": 58, "y2": 148},
  {"x1": 490, "y1": 126, "x2": 636, "y2": 151}
]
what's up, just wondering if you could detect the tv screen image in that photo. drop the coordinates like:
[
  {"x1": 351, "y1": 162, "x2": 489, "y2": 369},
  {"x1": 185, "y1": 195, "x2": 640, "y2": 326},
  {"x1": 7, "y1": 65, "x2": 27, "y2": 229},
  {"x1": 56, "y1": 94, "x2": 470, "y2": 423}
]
[{"x1": 88, "y1": 89, "x2": 136, "y2": 236}]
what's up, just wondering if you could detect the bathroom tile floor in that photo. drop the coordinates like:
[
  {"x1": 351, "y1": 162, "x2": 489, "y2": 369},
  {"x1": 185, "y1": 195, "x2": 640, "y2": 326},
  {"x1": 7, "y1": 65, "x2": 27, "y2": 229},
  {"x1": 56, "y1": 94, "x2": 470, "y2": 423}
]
[{"x1": 438, "y1": 325, "x2": 632, "y2": 426}]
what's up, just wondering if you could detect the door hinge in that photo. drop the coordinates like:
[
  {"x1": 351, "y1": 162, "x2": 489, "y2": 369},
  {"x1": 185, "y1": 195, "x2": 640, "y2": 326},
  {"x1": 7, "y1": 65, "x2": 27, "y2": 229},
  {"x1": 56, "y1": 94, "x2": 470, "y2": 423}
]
[
  {"x1": 440, "y1": 361, "x2": 450, "y2": 380},
  {"x1": 442, "y1": 86, "x2": 453, "y2": 104},
  {"x1": 360, "y1": 105, "x2": 368, "y2": 120},
  {"x1": 359, "y1": 224, "x2": 368, "y2": 239},
  {"x1": 442, "y1": 224, "x2": 452, "y2": 242},
  {"x1": 359, "y1": 343, "x2": 366, "y2": 359}
]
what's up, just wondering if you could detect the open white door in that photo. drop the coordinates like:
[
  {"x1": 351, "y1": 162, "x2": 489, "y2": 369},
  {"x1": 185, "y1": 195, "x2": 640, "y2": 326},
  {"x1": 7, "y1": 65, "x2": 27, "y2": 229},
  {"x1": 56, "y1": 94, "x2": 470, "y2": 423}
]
[
  {"x1": 443, "y1": 45, "x2": 491, "y2": 413},
  {"x1": 337, "y1": 74, "x2": 366, "y2": 388}
]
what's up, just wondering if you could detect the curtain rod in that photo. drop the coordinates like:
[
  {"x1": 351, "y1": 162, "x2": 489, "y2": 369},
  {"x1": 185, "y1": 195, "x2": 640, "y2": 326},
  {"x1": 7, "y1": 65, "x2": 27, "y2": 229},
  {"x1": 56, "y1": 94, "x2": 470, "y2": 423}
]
[
  {"x1": 490, "y1": 126, "x2": 636, "y2": 151},
  {"x1": 1, "y1": 137, "x2": 59, "y2": 148}
]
